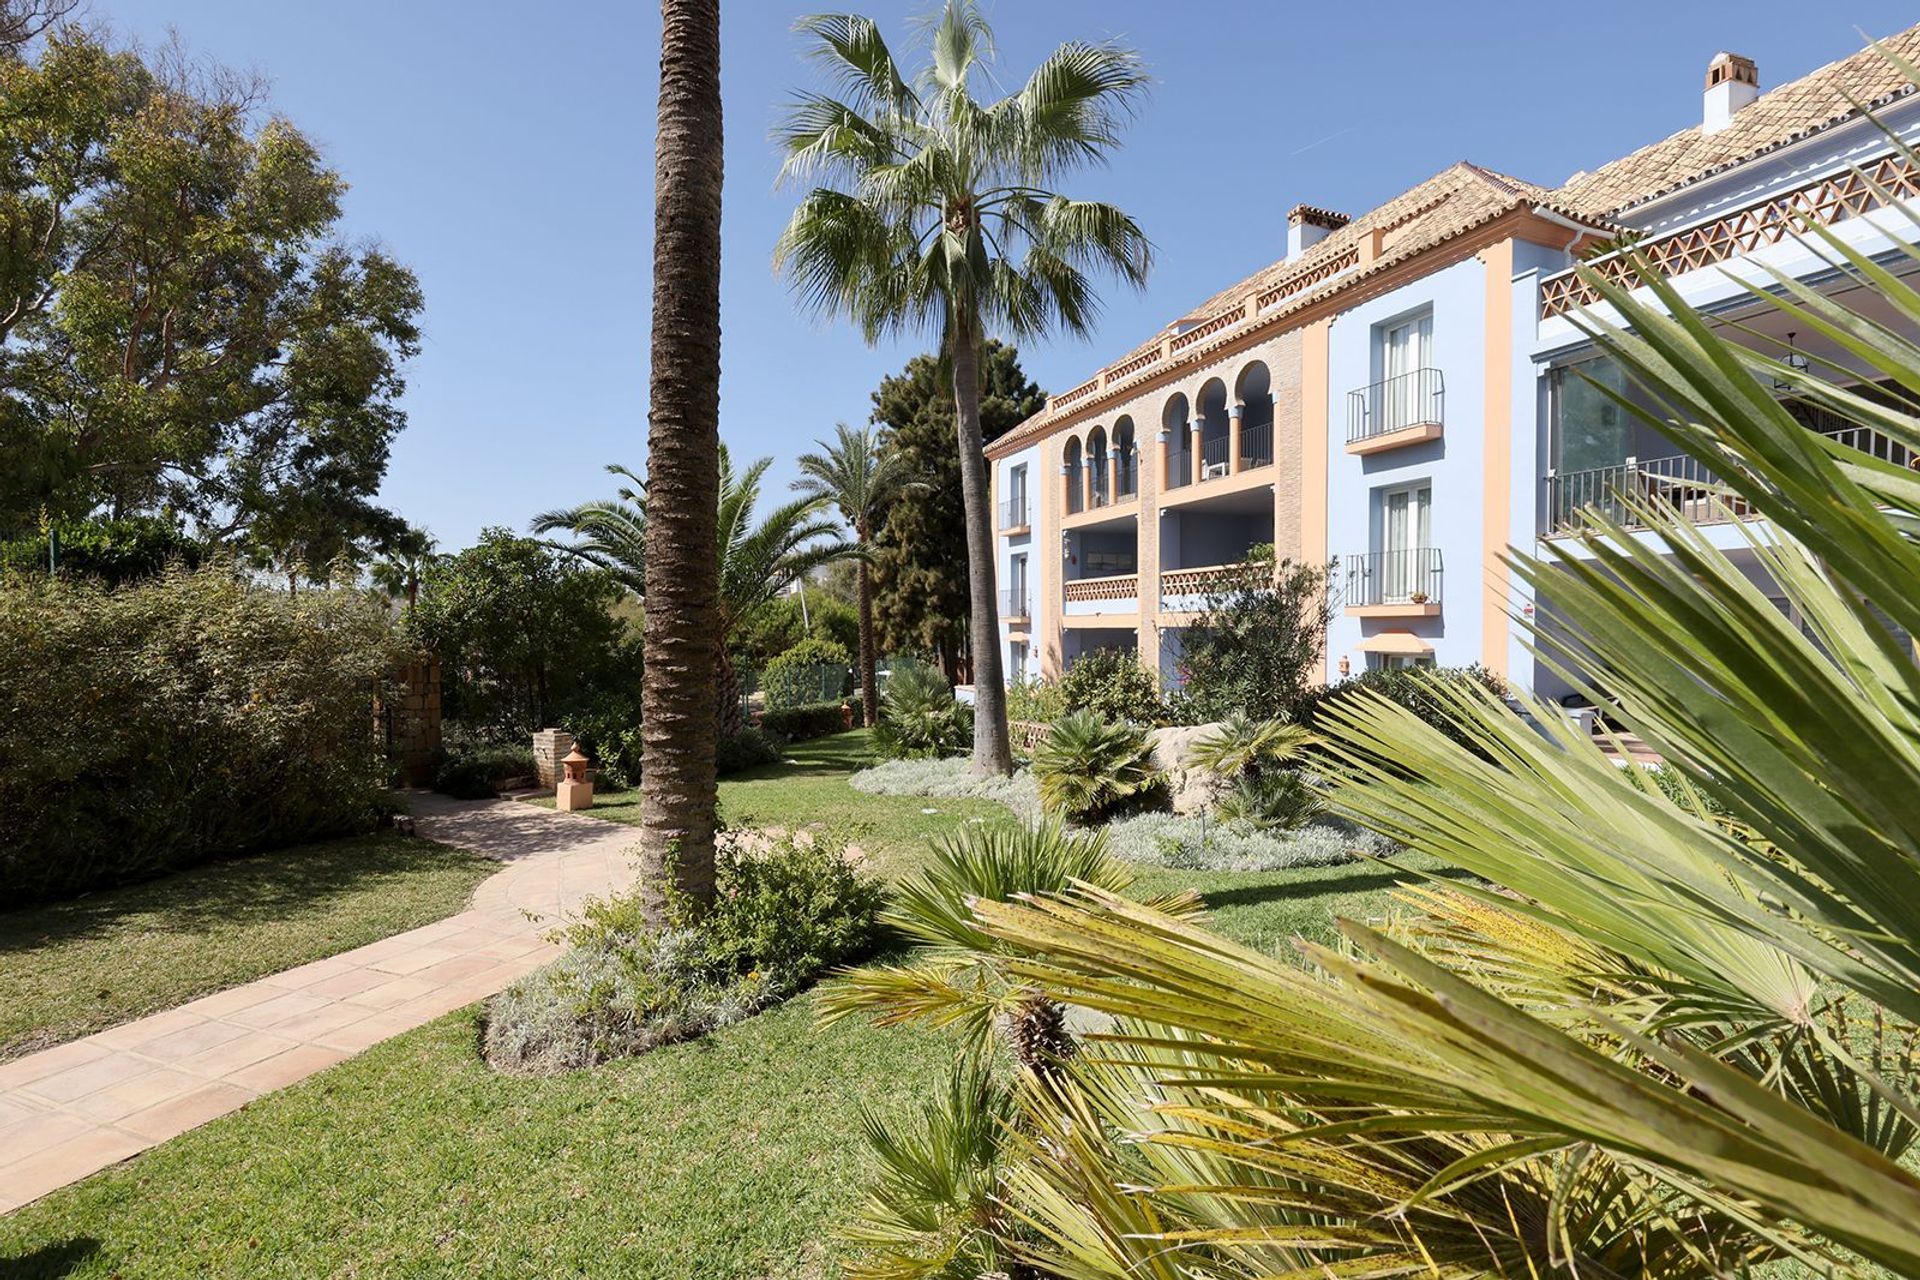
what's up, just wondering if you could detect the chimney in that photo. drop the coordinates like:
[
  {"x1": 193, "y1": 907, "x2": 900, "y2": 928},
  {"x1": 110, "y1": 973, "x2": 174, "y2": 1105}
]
[
  {"x1": 1703, "y1": 52, "x2": 1758, "y2": 134},
  {"x1": 1287, "y1": 203, "x2": 1349, "y2": 261}
]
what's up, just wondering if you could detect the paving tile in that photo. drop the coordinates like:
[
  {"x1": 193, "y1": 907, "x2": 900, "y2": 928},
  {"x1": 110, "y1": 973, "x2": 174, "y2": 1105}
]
[
  {"x1": 0, "y1": 1095, "x2": 49, "y2": 1129},
  {"x1": 133, "y1": 1019, "x2": 251, "y2": 1063},
  {"x1": 224, "y1": 1045, "x2": 349, "y2": 1093},
  {"x1": 0, "y1": 1040, "x2": 111, "y2": 1091},
  {"x1": 411, "y1": 954, "x2": 501, "y2": 985},
  {"x1": 314, "y1": 1009, "x2": 423, "y2": 1054},
  {"x1": 342, "y1": 975, "x2": 436, "y2": 1010},
  {"x1": 177, "y1": 984, "x2": 285, "y2": 1021},
  {"x1": 116, "y1": 1083, "x2": 255, "y2": 1142},
  {"x1": 259, "y1": 955, "x2": 358, "y2": 991},
  {"x1": 172, "y1": 1032, "x2": 299, "y2": 1079},
  {"x1": 67, "y1": 1069, "x2": 205, "y2": 1124},
  {"x1": 0, "y1": 1112, "x2": 94, "y2": 1168},
  {"x1": 301, "y1": 967, "x2": 393, "y2": 1001},
  {"x1": 89, "y1": 1006, "x2": 212, "y2": 1050},
  {"x1": 225, "y1": 990, "x2": 332, "y2": 1030},
  {"x1": 263, "y1": 1001, "x2": 381, "y2": 1044},
  {"x1": 0, "y1": 1128, "x2": 149, "y2": 1204},
  {"x1": 18, "y1": 1052, "x2": 151, "y2": 1105}
]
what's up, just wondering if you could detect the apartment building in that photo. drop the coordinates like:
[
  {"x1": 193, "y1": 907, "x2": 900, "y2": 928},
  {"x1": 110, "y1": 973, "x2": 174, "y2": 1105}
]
[{"x1": 989, "y1": 25, "x2": 1920, "y2": 697}]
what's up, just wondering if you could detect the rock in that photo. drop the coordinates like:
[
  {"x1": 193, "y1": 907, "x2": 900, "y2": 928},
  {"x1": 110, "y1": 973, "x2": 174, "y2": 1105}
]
[{"x1": 1147, "y1": 722, "x2": 1225, "y2": 816}]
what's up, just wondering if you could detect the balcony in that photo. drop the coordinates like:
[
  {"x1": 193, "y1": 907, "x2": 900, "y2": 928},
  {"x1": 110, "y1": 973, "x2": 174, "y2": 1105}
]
[
  {"x1": 999, "y1": 586, "x2": 1029, "y2": 619},
  {"x1": 998, "y1": 496, "x2": 1029, "y2": 533},
  {"x1": 1063, "y1": 573, "x2": 1138, "y2": 616},
  {"x1": 1347, "y1": 368, "x2": 1444, "y2": 454},
  {"x1": 1344, "y1": 548, "x2": 1442, "y2": 617},
  {"x1": 1159, "y1": 561, "x2": 1268, "y2": 613}
]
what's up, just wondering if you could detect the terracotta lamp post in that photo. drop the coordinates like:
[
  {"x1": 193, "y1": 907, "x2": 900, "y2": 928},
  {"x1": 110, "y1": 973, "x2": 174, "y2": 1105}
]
[{"x1": 556, "y1": 745, "x2": 594, "y2": 811}]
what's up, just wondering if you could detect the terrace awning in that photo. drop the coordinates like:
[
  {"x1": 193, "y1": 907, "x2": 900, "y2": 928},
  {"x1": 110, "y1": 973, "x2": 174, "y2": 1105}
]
[{"x1": 1356, "y1": 632, "x2": 1433, "y2": 656}]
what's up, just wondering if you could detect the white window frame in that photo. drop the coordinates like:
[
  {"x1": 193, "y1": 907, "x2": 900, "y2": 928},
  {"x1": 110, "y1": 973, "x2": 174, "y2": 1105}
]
[{"x1": 1374, "y1": 480, "x2": 1432, "y2": 602}]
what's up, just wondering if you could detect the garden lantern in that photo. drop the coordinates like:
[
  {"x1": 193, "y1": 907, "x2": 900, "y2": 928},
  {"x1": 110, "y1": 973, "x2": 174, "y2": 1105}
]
[{"x1": 556, "y1": 745, "x2": 594, "y2": 811}]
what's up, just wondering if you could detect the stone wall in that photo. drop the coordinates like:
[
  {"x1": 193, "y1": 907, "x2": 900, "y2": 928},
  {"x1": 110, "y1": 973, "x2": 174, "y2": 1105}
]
[
  {"x1": 532, "y1": 728, "x2": 574, "y2": 790},
  {"x1": 378, "y1": 654, "x2": 442, "y2": 788}
]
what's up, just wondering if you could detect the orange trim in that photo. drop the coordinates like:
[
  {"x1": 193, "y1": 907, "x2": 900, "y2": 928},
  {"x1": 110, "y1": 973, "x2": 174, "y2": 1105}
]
[
  {"x1": 1357, "y1": 631, "x2": 1434, "y2": 656},
  {"x1": 1300, "y1": 318, "x2": 1331, "y2": 686},
  {"x1": 1346, "y1": 422, "x2": 1443, "y2": 455},
  {"x1": 1345, "y1": 602, "x2": 1441, "y2": 619},
  {"x1": 1478, "y1": 240, "x2": 1514, "y2": 677}
]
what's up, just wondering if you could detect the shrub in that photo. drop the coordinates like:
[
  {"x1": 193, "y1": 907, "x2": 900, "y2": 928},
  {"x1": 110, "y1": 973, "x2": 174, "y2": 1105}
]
[
  {"x1": 1173, "y1": 553, "x2": 1332, "y2": 722},
  {"x1": 872, "y1": 658, "x2": 972, "y2": 759},
  {"x1": 1292, "y1": 665, "x2": 1509, "y2": 755},
  {"x1": 760, "y1": 700, "x2": 846, "y2": 742},
  {"x1": 1188, "y1": 714, "x2": 1324, "y2": 832},
  {"x1": 761, "y1": 637, "x2": 850, "y2": 709},
  {"x1": 716, "y1": 727, "x2": 783, "y2": 775},
  {"x1": 1057, "y1": 648, "x2": 1164, "y2": 723},
  {"x1": 0, "y1": 516, "x2": 205, "y2": 585},
  {"x1": 0, "y1": 568, "x2": 395, "y2": 905},
  {"x1": 1102, "y1": 811, "x2": 1390, "y2": 872},
  {"x1": 431, "y1": 744, "x2": 535, "y2": 799},
  {"x1": 1032, "y1": 711, "x2": 1163, "y2": 824},
  {"x1": 1216, "y1": 769, "x2": 1326, "y2": 832},
  {"x1": 1006, "y1": 675, "x2": 1066, "y2": 725},
  {"x1": 483, "y1": 832, "x2": 883, "y2": 1074},
  {"x1": 849, "y1": 757, "x2": 1043, "y2": 822}
]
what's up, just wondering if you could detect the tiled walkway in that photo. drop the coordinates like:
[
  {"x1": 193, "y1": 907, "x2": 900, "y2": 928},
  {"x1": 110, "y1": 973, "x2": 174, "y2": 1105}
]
[{"x1": 0, "y1": 794, "x2": 636, "y2": 1213}]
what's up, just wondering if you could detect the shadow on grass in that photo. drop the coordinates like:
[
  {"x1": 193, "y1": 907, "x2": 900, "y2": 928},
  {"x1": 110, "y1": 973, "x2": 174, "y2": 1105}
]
[
  {"x1": 1197, "y1": 863, "x2": 1479, "y2": 911},
  {"x1": 0, "y1": 833, "x2": 475, "y2": 958},
  {"x1": 0, "y1": 1237, "x2": 100, "y2": 1277}
]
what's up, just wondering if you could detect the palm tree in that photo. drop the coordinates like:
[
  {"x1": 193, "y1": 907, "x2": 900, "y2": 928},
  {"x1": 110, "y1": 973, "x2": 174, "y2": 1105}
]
[
  {"x1": 639, "y1": 0, "x2": 723, "y2": 924},
  {"x1": 774, "y1": 2, "x2": 1152, "y2": 775},
  {"x1": 793, "y1": 422, "x2": 906, "y2": 728},
  {"x1": 533, "y1": 446, "x2": 848, "y2": 730},
  {"x1": 369, "y1": 527, "x2": 437, "y2": 608}
]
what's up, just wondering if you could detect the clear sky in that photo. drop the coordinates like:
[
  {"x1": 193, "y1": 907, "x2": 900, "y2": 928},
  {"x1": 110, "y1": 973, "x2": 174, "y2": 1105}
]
[{"x1": 105, "y1": 0, "x2": 1920, "y2": 551}]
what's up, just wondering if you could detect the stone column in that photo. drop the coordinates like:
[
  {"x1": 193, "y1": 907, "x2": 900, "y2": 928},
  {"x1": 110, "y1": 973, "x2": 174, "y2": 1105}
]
[
  {"x1": 532, "y1": 728, "x2": 572, "y2": 790},
  {"x1": 1158, "y1": 428, "x2": 1174, "y2": 489},
  {"x1": 1229, "y1": 403, "x2": 1245, "y2": 473},
  {"x1": 1107, "y1": 449, "x2": 1121, "y2": 501},
  {"x1": 1060, "y1": 463, "x2": 1074, "y2": 514},
  {"x1": 1189, "y1": 417, "x2": 1205, "y2": 485}
]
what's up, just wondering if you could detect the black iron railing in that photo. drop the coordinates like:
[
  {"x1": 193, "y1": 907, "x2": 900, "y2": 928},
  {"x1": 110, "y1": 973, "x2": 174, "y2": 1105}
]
[
  {"x1": 1116, "y1": 449, "x2": 1137, "y2": 496},
  {"x1": 1240, "y1": 422, "x2": 1274, "y2": 468},
  {"x1": 1348, "y1": 367, "x2": 1445, "y2": 443},
  {"x1": 1200, "y1": 434, "x2": 1230, "y2": 478},
  {"x1": 1344, "y1": 547, "x2": 1443, "y2": 607}
]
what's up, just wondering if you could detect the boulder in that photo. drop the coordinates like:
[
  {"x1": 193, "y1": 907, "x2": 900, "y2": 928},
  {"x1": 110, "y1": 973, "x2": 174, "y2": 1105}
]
[{"x1": 1147, "y1": 722, "x2": 1225, "y2": 815}]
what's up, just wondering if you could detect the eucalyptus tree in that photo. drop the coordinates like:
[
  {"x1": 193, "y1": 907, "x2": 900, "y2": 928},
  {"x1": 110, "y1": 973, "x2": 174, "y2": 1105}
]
[
  {"x1": 639, "y1": 0, "x2": 724, "y2": 923},
  {"x1": 793, "y1": 422, "x2": 906, "y2": 727},
  {"x1": 775, "y1": 1, "x2": 1152, "y2": 774}
]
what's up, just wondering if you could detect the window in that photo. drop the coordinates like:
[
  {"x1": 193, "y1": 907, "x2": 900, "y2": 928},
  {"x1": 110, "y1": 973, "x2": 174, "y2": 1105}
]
[
  {"x1": 1009, "y1": 641, "x2": 1029, "y2": 680},
  {"x1": 1549, "y1": 356, "x2": 1630, "y2": 474},
  {"x1": 1004, "y1": 463, "x2": 1029, "y2": 527},
  {"x1": 1378, "y1": 481, "x2": 1432, "y2": 602},
  {"x1": 1379, "y1": 311, "x2": 1432, "y2": 430},
  {"x1": 1378, "y1": 652, "x2": 1435, "y2": 671}
]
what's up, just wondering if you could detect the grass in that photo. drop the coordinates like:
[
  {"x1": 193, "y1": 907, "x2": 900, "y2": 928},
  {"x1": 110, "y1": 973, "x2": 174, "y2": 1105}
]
[
  {"x1": 0, "y1": 730, "x2": 1452, "y2": 1277},
  {"x1": 0, "y1": 833, "x2": 494, "y2": 1062}
]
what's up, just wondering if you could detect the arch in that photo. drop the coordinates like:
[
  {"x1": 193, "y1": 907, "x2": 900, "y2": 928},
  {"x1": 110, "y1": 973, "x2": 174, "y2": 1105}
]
[
  {"x1": 1196, "y1": 378, "x2": 1231, "y2": 478},
  {"x1": 1086, "y1": 425, "x2": 1109, "y2": 506},
  {"x1": 1112, "y1": 415, "x2": 1137, "y2": 496},
  {"x1": 1234, "y1": 360, "x2": 1275, "y2": 467},
  {"x1": 1161, "y1": 392, "x2": 1190, "y2": 489},
  {"x1": 1062, "y1": 436, "x2": 1083, "y2": 514}
]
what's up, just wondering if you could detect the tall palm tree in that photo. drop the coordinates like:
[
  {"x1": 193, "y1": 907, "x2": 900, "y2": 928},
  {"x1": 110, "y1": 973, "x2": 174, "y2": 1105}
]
[
  {"x1": 640, "y1": 0, "x2": 723, "y2": 924},
  {"x1": 369, "y1": 527, "x2": 437, "y2": 609},
  {"x1": 774, "y1": 2, "x2": 1152, "y2": 775},
  {"x1": 533, "y1": 447, "x2": 848, "y2": 728},
  {"x1": 792, "y1": 422, "x2": 906, "y2": 727}
]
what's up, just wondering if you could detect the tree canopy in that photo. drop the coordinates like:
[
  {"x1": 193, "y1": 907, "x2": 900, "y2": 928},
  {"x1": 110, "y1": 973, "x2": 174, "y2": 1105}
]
[
  {"x1": 869, "y1": 340, "x2": 1042, "y2": 678},
  {"x1": 0, "y1": 24, "x2": 423, "y2": 576}
]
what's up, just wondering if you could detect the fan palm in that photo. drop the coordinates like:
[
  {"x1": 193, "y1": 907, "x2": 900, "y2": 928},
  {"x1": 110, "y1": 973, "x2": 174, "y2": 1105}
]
[
  {"x1": 368, "y1": 526, "x2": 437, "y2": 608},
  {"x1": 793, "y1": 422, "x2": 907, "y2": 728},
  {"x1": 533, "y1": 445, "x2": 849, "y2": 734},
  {"x1": 774, "y1": 1, "x2": 1153, "y2": 775},
  {"x1": 913, "y1": 116, "x2": 1920, "y2": 1276},
  {"x1": 1030, "y1": 709, "x2": 1160, "y2": 824}
]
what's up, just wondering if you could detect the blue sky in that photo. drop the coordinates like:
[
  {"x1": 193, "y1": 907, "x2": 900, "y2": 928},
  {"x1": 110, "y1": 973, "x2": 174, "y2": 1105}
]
[{"x1": 108, "y1": 0, "x2": 1920, "y2": 550}]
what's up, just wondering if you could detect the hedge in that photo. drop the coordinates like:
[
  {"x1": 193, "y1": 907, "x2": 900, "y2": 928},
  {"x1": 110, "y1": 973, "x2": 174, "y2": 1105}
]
[
  {"x1": 0, "y1": 568, "x2": 397, "y2": 906},
  {"x1": 760, "y1": 700, "x2": 846, "y2": 742}
]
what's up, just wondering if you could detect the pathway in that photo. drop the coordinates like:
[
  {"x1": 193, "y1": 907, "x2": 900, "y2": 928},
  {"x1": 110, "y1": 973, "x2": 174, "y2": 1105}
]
[{"x1": 0, "y1": 794, "x2": 635, "y2": 1214}]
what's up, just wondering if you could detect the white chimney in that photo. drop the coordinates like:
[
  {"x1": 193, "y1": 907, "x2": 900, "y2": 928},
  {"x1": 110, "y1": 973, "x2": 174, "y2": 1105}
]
[
  {"x1": 1703, "y1": 52, "x2": 1759, "y2": 134},
  {"x1": 1287, "y1": 203, "x2": 1349, "y2": 261}
]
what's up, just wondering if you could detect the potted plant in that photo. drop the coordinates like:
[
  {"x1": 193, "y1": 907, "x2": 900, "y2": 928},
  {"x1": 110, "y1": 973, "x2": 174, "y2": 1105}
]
[{"x1": 1409, "y1": 590, "x2": 1430, "y2": 605}]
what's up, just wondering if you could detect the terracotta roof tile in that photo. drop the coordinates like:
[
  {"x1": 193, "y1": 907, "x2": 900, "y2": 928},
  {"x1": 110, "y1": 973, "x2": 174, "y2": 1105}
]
[{"x1": 1557, "y1": 24, "x2": 1920, "y2": 217}]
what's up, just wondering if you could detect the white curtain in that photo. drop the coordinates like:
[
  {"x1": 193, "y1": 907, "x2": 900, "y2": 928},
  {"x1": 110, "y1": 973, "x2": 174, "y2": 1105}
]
[
  {"x1": 1382, "y1": 484, "x2": 1431, "y2": 600},
  {"x1": 1383, "y1": 314, "x2": 1431, "y2": 430}
]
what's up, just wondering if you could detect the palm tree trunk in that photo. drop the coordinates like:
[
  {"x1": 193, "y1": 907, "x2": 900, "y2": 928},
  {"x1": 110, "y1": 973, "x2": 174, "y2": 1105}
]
[
  {"x1": 639, "y1": 0, "x2": 723, "y2": 925},
  {"x1": 856, "y1": 551, "x2": 878, "y2": 727},
  {"x1": 949, "y1": 316, "x2": 1013, "y2": 775}
]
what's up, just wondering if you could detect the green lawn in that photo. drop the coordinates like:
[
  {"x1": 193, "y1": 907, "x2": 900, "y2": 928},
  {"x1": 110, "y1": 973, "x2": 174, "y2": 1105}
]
[
  {"x1": 0, "y1": 833, "x2": 495, "y2": 1062},
  {"x1": 0, "y1": 731, "x2": 1453, "y2": 1277}
]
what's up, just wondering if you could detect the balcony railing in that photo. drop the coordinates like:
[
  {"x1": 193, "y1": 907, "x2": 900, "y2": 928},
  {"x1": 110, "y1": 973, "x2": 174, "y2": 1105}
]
[
  {"x1": 1088, "y1": 455, "x2": 1110, "y2": 507},
  {"x1": 999, "y1": 587, "x2": 1030, "y2": 617},
  {"x1": 1199, "y1": 434, "x2": 1230, "y2": 479},
  {"x1": 1344, "y1": 548, "x2": 1443, "y2": 607},
  {"x1": 1348, "y1": 367, "x2": 1444, "y2": 443},
  {"x1": 1240, "y1": 421, "x2": 1274, "y2": 469},
  {"x1": 1165, "y1": 448, "x2": 1190, "y2": 490},
  {"x1": 1116, "y1": 452, "x2": 1137, "y2": 497},
  {"x1": 998, "y1": 496, "x2": 1028, "y2": 529},
  {"x1": 1063, "y1": 573, "x2": 1138, "y2": 604},
  {"x1": 1160, "y1": 561, "x2": 1268, "y2": 599}
]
